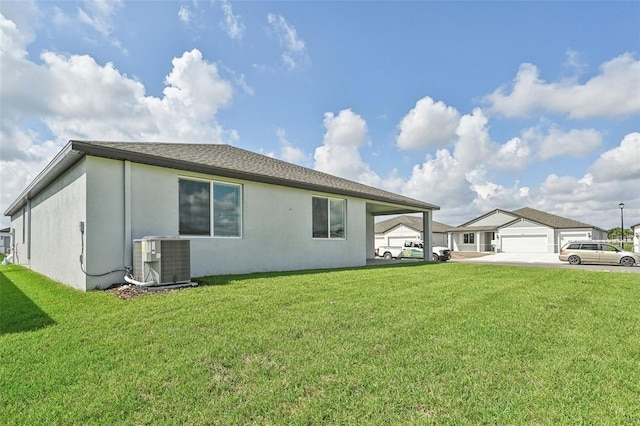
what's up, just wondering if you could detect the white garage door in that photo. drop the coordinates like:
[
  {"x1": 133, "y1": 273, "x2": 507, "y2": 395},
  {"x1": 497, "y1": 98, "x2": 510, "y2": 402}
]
[
  {"x1": 389, "y1": 237, "x2": 408, "y2": 247},
  {"x1": 559, "y1": 233, "x2": 588, "y2": 248},
  {"x1": 501, "y1": 235, "x2": 548, "y2": 253}
]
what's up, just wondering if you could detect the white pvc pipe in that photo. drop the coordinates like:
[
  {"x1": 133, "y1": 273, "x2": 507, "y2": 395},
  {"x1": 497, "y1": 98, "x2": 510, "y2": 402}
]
[{"x1": 124, "y1": 273, "x2": 155, "y2": 287}]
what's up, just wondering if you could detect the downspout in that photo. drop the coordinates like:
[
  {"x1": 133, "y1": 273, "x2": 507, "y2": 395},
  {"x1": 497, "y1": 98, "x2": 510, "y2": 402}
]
[
  {"x1": 123, "y1": 160, "x2": 132, "y2": 267},
  {"x1": 26, "y1": 198, "x2": 31, "y2": 263}
]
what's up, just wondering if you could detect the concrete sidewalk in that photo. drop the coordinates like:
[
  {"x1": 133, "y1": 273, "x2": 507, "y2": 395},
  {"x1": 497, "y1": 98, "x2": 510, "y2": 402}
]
[{"x1": 454, "y1": 252, "x2": 561, "y2": 264}]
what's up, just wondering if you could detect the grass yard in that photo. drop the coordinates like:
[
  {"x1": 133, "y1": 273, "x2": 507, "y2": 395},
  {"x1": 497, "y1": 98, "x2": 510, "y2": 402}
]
[{"x1": 1, "y1": 261, "x2": 639, "y2": 425}]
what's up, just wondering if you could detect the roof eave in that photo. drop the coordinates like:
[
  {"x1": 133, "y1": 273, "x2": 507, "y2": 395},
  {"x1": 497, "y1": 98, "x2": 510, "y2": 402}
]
[
  {"x1": 70, "y1": 140, "x2": 439, "y2": 211},
  {"x1": 4, "y1": 142, "x2": 85, "y2": 217},
  {"x1": 5, "y1": 140, "x2": 438, "y2": 217}
]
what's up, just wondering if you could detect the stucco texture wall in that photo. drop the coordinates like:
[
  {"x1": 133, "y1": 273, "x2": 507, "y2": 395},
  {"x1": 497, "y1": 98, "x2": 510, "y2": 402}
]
[
  {"x1": 25, "y1": 159, "x2": 88, "y2": 290},
  {"x1": 120, "y1": 162, "x2": 368, "y2": 279}
]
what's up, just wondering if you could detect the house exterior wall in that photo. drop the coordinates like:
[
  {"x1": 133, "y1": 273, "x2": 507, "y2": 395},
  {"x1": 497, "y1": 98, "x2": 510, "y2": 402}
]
[
  {"x1": 80, "y1": 158, "x2": 368, "y2": 288},
  {"x1": 374, "y1": 225, "x2": 447, "y2": 248},
  {"x1": 451, "y1": 233, "x2": 482, "y2": 252},
  {"x1": 556, "y1": 229, "x2": 593, "y2": 251},
  {"x1": 0, "y1": 230, "x2": 10, "y2": 254},
  {"x1": 10, "y1": 153, "x2": 433, "y2": 291},
  {"x1": 375, "y1": 225, "x2": 422, "y2": 249},
  {"x1": 85, "y1": 157, "x2": 127, "y2": 290},
  {"x1": 432, "y1": 232, "x2": 447, "y2": 247},
  {"x1": 13, "y1": 159, "x2": 89, "y2": 290},
  {"x1": 451, "y1": 211, "x2": 517, "y2": 252},
  {"x1": 10, "y1": 209, "x2": 27, "y2": 265},
  {"x1": 190, "y1": 181, "x2": 366, "y2": 275},
  {"x1": 469, "y1": 211, "x2": 515, "y2": 227},
  {"x1": 592, "y1": 228, "x2": 608, "y2": 241}
]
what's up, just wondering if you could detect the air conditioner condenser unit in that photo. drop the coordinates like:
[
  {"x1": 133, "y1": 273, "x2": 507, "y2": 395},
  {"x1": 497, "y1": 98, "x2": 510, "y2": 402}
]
[{"x1": 133, "y1": 237, "x2": 191, "y2": 286}]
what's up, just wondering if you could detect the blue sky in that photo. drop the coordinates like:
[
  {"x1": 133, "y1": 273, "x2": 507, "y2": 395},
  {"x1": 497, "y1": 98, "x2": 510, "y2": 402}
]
[{"x1": 1, "y1": 0, "x2": 639, "y2": 229}]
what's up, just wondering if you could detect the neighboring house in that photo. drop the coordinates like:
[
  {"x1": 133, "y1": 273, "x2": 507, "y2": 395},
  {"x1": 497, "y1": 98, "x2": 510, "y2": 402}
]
[
  {"x1": 0, "y1": 227, "x2": 10, "y2": 254},
  {"x1": 4, "y1": 140, "x2": 439, "y2": 291},
  {"x1": 449, "y1": 207, "x2": 607, "y2": 254},
  {"x1": 632, "y1": 222, "x2": 640, "y2": 253},
  {"x1": 374, "y1": 215, "x2": 450, "y2": 248}
]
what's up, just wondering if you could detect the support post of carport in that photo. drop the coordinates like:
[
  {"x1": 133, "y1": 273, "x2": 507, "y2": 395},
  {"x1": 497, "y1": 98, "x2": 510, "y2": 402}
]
[{"x1": 423, "y1": 211, "x2": 433, "y2": 261}]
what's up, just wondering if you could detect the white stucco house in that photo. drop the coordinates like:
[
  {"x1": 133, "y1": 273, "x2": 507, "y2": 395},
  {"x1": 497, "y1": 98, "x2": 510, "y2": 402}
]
[
  {"x1": 449, "y1": 208, "x2": 608, "y2": 254},
  {"x1": 0, "y1": 227, "x2": 10, "y2": 254},
  {"x1": 4, "y1": 140, "x2": 439, "y2": 291},
  {"x1": 632, "y1": 222, "x2": 640, "y2": 253},
  {"x1": 374, "y1": 215, "x2": 450, "y2": 248}
]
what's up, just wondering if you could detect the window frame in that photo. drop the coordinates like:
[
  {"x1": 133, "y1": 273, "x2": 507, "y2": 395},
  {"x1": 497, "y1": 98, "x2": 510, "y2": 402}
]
[
  {"x1": 463, "y1": 233, "x2": 475, "y2": 244},
  {"x1": 178, "y1": 177, "x2": 243, "y2": 238},
  {"x1": 312, "y1": 195, "x2": 346, "y2": 240}
]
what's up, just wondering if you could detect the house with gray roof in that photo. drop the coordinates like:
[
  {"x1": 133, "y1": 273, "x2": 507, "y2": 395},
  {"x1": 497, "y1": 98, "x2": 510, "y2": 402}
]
[
  {"x1": 449, "y1": 207, "x2": 607, "y2": 253},
  {"x1": 4, "y1": 140, "x2": 439, "y2": 291},
  {"x1": 374, "y1": 215, "x2": 451, "y2": 248}
]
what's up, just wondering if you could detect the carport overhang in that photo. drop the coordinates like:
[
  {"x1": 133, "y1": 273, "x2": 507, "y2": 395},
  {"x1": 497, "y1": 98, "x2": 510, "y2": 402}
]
[{"x1": 366, "y1": 201, "x2": 439, "y2": 262}]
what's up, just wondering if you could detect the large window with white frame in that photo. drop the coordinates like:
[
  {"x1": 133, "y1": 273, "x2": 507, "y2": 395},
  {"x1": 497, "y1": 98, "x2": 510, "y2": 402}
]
[
  {"x1": 179, "y1": 178, "x2": 242, "y2": 237},
  {"x1": 463, "y1": 233, "x2": 475, "y2": 244},
  {"x1": 312, "y1": 196, "x2": 346, "y2": 239}
]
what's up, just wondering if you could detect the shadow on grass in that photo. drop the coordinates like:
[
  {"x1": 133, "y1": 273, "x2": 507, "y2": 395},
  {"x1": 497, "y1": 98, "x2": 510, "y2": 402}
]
[
  {"x1": 197, "y1": 259, "x2": 443, "y2": 286},
  {"x1": 0, "y1": 271, "x2": 56, "y2": 335}
]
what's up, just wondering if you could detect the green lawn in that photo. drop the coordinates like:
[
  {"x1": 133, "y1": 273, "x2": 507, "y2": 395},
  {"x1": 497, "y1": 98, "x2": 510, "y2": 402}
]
[{"x1": 1, "y1": 261, "x2": 639, "y2": 425}]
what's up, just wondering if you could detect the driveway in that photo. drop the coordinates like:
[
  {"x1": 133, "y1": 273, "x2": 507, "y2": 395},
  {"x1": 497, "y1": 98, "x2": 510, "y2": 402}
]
[{"x1": 455, "y1": 252, "x2": 560, "y2": 264}]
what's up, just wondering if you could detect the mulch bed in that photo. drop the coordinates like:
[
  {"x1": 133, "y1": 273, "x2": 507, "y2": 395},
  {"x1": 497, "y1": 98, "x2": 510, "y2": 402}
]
[{"x1": 103, "y1": 283, "x2": 198, "y2": 299}]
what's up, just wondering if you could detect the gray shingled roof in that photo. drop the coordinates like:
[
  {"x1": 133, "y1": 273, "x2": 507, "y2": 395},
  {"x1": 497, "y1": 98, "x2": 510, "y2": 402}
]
[
  {"x1": 450, "y1": 207, "x2": 604, "y2": 232},
  {"x1": 511, "y1": 207, "x2": 602, "y2": 230},
  {"x1": 5, "y1": 140, "x2": 439, "y2": 216},
  {"x1": 374, "y1": 215, "x2": 450, "y2": 233}
]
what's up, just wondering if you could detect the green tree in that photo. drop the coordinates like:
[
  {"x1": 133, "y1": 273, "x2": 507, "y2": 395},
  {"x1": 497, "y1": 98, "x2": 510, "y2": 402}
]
[{"x1": 608, "y1": 228, "x2": 632, "y2": 240}]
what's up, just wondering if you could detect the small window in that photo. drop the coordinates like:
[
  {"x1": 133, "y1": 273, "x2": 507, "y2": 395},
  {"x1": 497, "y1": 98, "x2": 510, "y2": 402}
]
[
  {"x1": 213, "y1": 183, "x2": 241, "y2": 237},
  {"x1": 312, "y1": 196, "x2": 345, "y2": 239},
  {"x1": 567, "y1": 244, "x2": 580, "y2": 249},
  {"x1": 179, "y1": 180, "x2": 211, "y2": 235},
  {"x1": 463, "y1": 233, "x2": 475, "y2": 244},
  {"x1": 179, "y1": 178, "x2": 242, "y2": 237}
]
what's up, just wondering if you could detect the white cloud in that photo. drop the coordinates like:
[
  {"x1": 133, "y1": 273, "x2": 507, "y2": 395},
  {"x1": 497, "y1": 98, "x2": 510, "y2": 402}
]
[
  {"x1": 396, "y1": 96, "x2": 460, "y2": 150},
  {"x1": 563, "y1": 49, "x2": 588, "y2": 77},
  {"x1": 495, "y1": 137, "x2": 531, "y2": 171},
  {"x1": 276, "y1": 128, "x2": 309, "y2": 166},
  {"x1": 0, "y1": 10, "x2": 239, "y2": 220},
  {"x1": 589, "y1": 132, "x2": 640, "y2": 182},
  {"x1": 178, "y1": 5, "x2": 191, "y2": 24},
  {"x1": 523, "y1": 126, "x2": 602, "y2": 160},
  {"x1": 485, "y1": 53, "x2": 640, "y2": 119},
  {"x1": 533, "y1": 134, "x2": 640, "y2": 226},
  {"x1": 401, "y1": 108, "x2": 533, "y2": 215},
  {"x1": 267, "y1": 13, "x2": 309, "y2": 70},
  {"x1": 402, "y1": 148, "x2": 470, "y2": 206},
  {"x1": 77, "y1": 0, "x2": 122, "y2": 37},
  {"x1": 0, "y1": 1, "x2": 41, "y2": 42},
  {"x1": 77, "y1": 0, "x2": 125, "y2": 52},
  {"x1": 314, "y1": 109, "x2": 382, "y2": 187},
  {"x1": 220, "y1": 0, "x2": 245, "y2": 40}
]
